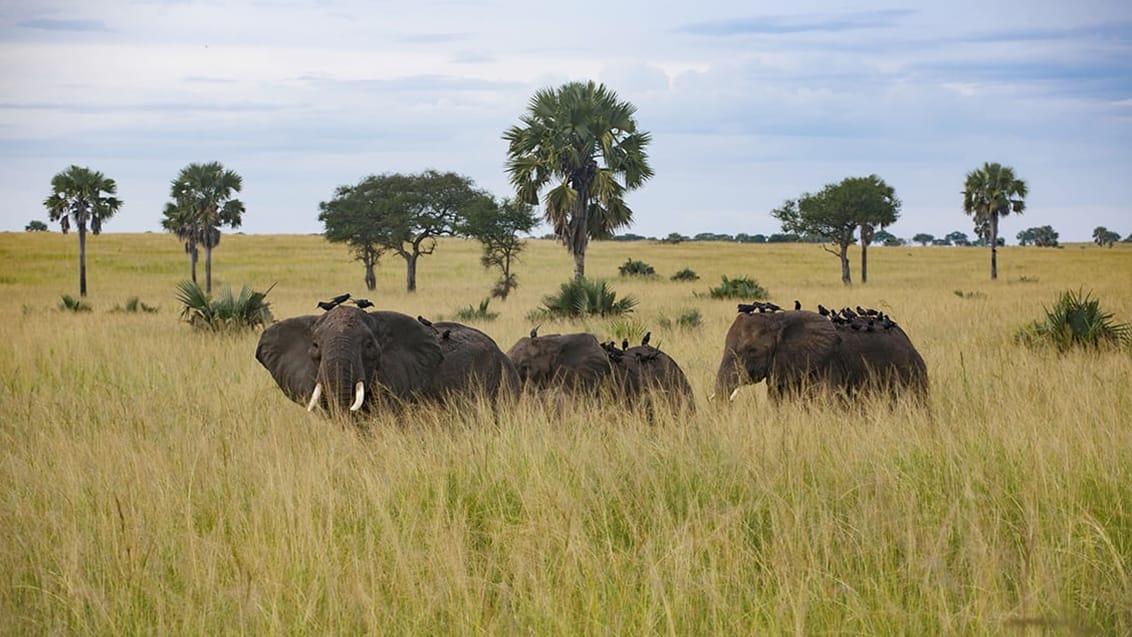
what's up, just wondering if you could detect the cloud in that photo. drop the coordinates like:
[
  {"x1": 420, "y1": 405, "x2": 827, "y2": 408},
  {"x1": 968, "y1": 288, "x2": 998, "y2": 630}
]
[
  {"x1": 676, "y1": 9, "x2": 915, "y2": 37},
  {"x1": 17, "y1": 18, "x2": 110, "y2": 32}
]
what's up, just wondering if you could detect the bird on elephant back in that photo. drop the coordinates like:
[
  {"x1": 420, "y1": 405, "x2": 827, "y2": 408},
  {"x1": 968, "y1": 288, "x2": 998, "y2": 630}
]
[
  {"x1": 255, "y1": 302, "x2": 519, "y2": 416},
  {"x1": 506, "y1": 328, "x2": 694, "y2": 414},
  {"x1": 716, "y1": 301, "x2": 927, "y2": 405}
]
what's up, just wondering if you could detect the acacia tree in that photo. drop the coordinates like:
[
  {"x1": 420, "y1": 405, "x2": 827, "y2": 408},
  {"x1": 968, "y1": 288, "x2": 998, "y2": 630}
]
[
  {"x1": 458, "y1": 196, "x2": 538, "y2": 300},
  {"x1": 912, "y1": 233, "x2": 935, "y2": 246},
  {"x1": 504, "y1": 80, "x2": 653, "y2": 280},
  {"x1": 319, "y1": 170, "x2": 483, "y2": 292},
  {"x1": 962, "y1": 162, "x2": 1028, "y2": 280},
  {"x1": 1093, "y1": 226, "x2": 1120, "y2": 248},
  {"x1": 318, "y1": 184, "x2": 387, "y2": 290},
  {"x1": 771, "y1": 175, "x2": 900, "y2": 285},
  {"x1": 43, "y1": 165, "x2": 123, "y2": 297},
  {"x1": 162, "y1": 162, "x2": 245, "y2": 293}
]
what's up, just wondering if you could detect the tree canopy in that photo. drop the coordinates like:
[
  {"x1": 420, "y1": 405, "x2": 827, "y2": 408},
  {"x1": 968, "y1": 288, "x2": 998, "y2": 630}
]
[
  {"x1": 43, "y1": 164, "x2": 123, "y2": 297},
  {"x1": 771, "y1": 174, "x2": 900, "y2": 285},
  {"x1": 319, "y1": 170, "x2": 484, "y2": 292},
  {"x1": 1018, "y1": 226, "x2": 1060, "y2": 247},
  {"x1": 162, "y1": 161, "x2": 245, "y2": 293},
  {"x1": 458, "y1": 197, "x2": 538, "y2": 300},
  {"x1": 504, "y1": 80, "x2": 653, "y2": 280},
  {"x1": 1093, "y1": 226, "x2": 1121, "y2": 248},
  {"x1": 962, "y1": 162, "x2": 1028, "y2": 279}
]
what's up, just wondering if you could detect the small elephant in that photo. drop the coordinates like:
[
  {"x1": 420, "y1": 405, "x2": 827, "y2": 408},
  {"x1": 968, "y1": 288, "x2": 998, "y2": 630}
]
[
  {"x1": 507, "y1": 332, "x2": 612, "y2": 394},
  {"x1": 256, "y1": 305, "x2": 518, "y2": 413},
  {"x1": 715, "y1": 309, "x2": 927, "y2": 403},
  {"x1": 606, "y1": 343, "x2": 695, "y2": 412},
  {"x1": 507, "y1": 332, "x2": 694, "y2": 411}
]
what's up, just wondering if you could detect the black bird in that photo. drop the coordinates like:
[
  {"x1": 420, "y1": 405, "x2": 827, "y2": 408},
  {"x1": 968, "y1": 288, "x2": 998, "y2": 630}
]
[
  {"x1": 738, "y1": 303, "x2": 757, "y2": 314},
  {"x1": 529, "y1": 325, "x2": 540, "y2": 338},
  {"x1": 642, "y1": 331, "x2": 651, "y2": 347},
  {"x1": 317, "y1": 300, "x2": 338, "y2": 311},
  {"x1": 330, "y1": 292, "x2": 351, "y2": 305},
  {"x1": 831, "y1": 314, "x2": 846, "y2": 325},
  {"x1": 841, "y1": 307, "x2": 858, "y2": 319},
  {"x1": 353, "y1": 298, "x2": 374, "y2": 309},
  {"x1": 622, "y1": 338, "x2": 629, "y2": 351},
  {"x1": 856, "y1": 305, "x2": 867, "y2": 316},
  {"x1": 794, "y1": 300, "x2": 801, "y2": 311},
  {"x1": 864, "y1": 308, "x2": 879, "y2": 317},
  {"x1": 765, "y1": 302, "x2": 782, "y2": 312},
  {"x1": 818, "y1": 304, "x2": 830, "y2": 317},
  {"x1": 417, "y1": 315, "x2": 433, "y2": 327},
  {"x1": 441, "y1": 329, "x2": 451, "y2": 340}
]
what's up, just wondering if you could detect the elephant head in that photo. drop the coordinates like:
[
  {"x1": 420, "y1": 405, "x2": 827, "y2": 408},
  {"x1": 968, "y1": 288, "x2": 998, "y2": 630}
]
[
  {"x1": 255, "y1": 306, "x2": 442, "y2": 413},
  {"x1": 715, "y1": 310, "x2": 839, "y2": 401},
  {"x1": 506, "y1": 332, "x2": 612, "y2": 392}
]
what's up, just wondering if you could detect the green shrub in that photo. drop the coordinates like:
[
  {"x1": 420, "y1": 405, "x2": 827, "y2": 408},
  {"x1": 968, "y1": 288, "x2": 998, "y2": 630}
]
[
  {"x1": 176, "y1": 280, "x2": 274, "y2": 331},
  {"x1": 953, "y1": 290, "x2": 985, "y2": 300},
  {"x1": 454, "y1": 298, "x2": 498, "y2": 322},
  {"x1": 618, "y1": 258, "x2": 656, "y2": 277},
  {"x1": 1016, "y1": 289, "x2": 1131, "y2": 351},
  {"x1": 670, "y1": 268, "x2": 699, "y2": 281},
  {"x1": 707, "y1": 275, "x2": 768, "y2": 300},
  {"x1": 111, "y1": 297, "x2": 159, "y2": 313},
  {"x1": 606, "y1": 317, "x2": 647, "y2": 343},
  {"x1": 59, "y1": 294, "x2": 92, "y2": 313},
  {"x1": 530, "y1": 278, "x2": 637, "y2": 320}
]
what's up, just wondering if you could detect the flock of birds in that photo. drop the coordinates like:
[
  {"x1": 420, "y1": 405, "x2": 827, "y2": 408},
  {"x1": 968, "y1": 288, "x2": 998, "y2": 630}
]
[
  {"x1": 601, "y1": 332, "x2": 664, "y2": 363},
  {"x1": 738, "y1": 300, "x2": 900, "y2": 332},
  {"x1": 315, "y1": 293, "x2": 373, "y2": 311}
]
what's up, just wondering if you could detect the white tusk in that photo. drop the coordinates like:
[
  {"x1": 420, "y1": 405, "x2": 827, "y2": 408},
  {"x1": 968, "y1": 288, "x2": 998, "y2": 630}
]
[
  {"x1": 729, "y1": 388, "x2": 741, "y2": 402},
  {"x1": 349, "y1": 381, "x2": 365, "y2": 412},
  {"x1": 307, "y1": 382, "x2": 323, "y2": 412}
]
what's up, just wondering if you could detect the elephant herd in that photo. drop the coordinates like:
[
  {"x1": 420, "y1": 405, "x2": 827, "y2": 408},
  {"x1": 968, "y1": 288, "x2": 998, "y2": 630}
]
[{"x1": 255, "y1": 300, "x2": 928, "y2": 417}]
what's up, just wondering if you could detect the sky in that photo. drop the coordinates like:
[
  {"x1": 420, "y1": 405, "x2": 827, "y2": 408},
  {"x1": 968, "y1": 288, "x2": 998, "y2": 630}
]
[{"x1": 2, "y1": 0, "x2": 1130, "y2": 242}]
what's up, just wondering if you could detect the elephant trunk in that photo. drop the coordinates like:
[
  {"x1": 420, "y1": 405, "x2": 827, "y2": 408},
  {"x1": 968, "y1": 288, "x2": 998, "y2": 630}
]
[
  {"x1": 714, "y1": 354, "x2": 746, "y2": 402},
  {"x1": 320, "y1": 345, "x2": 368, "y2": 412}
]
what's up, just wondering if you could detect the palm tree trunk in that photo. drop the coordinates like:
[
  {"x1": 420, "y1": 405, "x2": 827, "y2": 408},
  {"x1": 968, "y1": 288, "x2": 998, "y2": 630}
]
[
  {"x1": 205, "y1": 244, "x2": 213, "y2": 293},
  {"x1": 990, "y1": 216, "x2": 999, "y2": 280},
  {"x1": 572, "y1": 248, "x2": 585, "y2": 281},
  {"x1": 78, "y1": 224, "x2": 88, "y2": 297},
  {"x1": 190, "y1": 245, "x2": 199, "y2": 284}
]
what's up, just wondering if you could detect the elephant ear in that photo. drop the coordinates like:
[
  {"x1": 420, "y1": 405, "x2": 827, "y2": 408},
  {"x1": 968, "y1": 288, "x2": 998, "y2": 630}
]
[
  {"x1": 557, "y1": 333, "x2": 613, "y2": 387},
  {"x1": 256, "y1": 315, "x2": 319, "y2": 403},
  {"x1": 772, "y1": 313, "x2": 839, "y2": 384},
  {"x1": 364, "y1": 311, "x2": 444, "y2": 399}
]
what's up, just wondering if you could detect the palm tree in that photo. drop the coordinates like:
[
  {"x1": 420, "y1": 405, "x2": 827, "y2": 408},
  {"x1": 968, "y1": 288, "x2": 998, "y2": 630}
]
[
  {"x1": 504, "y1": 80, "x2": 653, "y2": 280},
  {"x1": 43, "y1": 165, "x2": 123, "y2": 297},
  {"x1": 162, "y1": 162, "x2": 244, "y2": 293},
  {"x1": 962, "y1": 162, "x2": 1028, "y2": 280}
]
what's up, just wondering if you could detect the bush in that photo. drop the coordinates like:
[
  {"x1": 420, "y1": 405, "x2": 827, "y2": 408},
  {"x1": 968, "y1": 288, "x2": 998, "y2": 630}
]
[
  {"x1": 1016, "y1": 289, "x2": 1131, "y2": 351},
  {"x1": 530, "y1": 278, "x2": 637, "y2": 320},
  {"x1": 176, "y1": 280, "x2": 274, "y2": 331},
  {"x1": 606, "y1": 317, "x2": 647, "y2": 343},
  {"x1": 953, "y1": 290, "x2": 985, "y2": 300},
  {"x1": 707, "y1": 275, "x2": 768, "y2": 300},
  {"x1": 618, "y1": 258, "x2": 656, "y2": 277},
  {"x1": 454, "y1": 298, "x2": 498, "y2": 322},
  {"x1": 59, "y1": 294, "x2": 92, "y2": 313},
  {"x1": 659, "y1": 308, "x2": 703, "y2": 330},
  {"x1": 670, "y1": 268, "x2": 699, "y2": 282},
  {"x1": 111, "y1": 297, "x2": 159, "y2": 313}
]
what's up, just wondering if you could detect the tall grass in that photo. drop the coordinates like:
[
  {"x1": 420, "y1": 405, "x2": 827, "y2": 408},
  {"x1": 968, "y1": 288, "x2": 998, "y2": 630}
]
[{"x1": 2, "y1": 232, "x2": 1131, "y2": 634}]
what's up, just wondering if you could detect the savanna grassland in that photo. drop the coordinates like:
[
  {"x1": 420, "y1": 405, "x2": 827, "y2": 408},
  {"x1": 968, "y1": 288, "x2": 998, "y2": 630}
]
[{"x1": 2, "y1": 230, "x2": 1131, "y2": 635}]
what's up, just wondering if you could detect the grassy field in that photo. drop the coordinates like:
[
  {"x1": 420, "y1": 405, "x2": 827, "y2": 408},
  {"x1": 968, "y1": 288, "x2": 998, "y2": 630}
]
[{"x1": 2, "y1": 230, "x2": 1131, "y2": 634}]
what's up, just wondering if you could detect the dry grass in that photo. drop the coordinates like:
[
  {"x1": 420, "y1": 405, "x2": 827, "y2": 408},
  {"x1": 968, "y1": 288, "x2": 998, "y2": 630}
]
[{"x1": 2, "y1": 231, "x2": 1131, "y2": 634}]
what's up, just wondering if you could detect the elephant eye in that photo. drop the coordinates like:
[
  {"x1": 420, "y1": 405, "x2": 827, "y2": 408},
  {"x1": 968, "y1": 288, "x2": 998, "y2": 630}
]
[{"x1": 309, "y1": 344, "x2": 320, "y2": 361}]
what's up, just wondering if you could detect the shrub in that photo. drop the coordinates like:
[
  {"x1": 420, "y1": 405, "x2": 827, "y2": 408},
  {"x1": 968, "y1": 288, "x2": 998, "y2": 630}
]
[
  {"x1": 618, "y1": 258, "x2": 656, "y2": 277},
  {"x1": 59, "y1": 294, "x2": 92, "y2": 313},
  {"x1": 176, "y1": 280, "x2": 274, "y2": 331},
  {"x1": 670, "y1": 268, "x2": 699, "y2": 282},
  {"x1": 606, "y1": 317, "x2": 647, "y2": 343},
  {"x1": 111, "y1": 297, "x2": 159, "y2": 313},
  {"x1": 953, "y1": 290, "x2": 985, "y2": 300},
  {"x1": 454, "y1": 298, "x2": 498, "y2": 322},
  {"x1": 707, "y1": 275, "x2": 768, "y2": 300},
  {"x1": 530, "y1": 278, "x2": 637, "y2": 320},
  {"x1": 1016, "y1": 289, "x2": 1131, "y2": 351}
]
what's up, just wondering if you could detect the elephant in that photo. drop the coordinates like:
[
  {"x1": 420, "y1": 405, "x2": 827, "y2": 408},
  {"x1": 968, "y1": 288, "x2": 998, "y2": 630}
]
[
  {"x1": 507, "y1": 331, "x2": 694, "y2": 411},
  {"x1": 255, "y1": 305, "x2": 519, "y2": 414},
  {"x1": 715, "y1": 308, "x2": 927, "y2": 403}
]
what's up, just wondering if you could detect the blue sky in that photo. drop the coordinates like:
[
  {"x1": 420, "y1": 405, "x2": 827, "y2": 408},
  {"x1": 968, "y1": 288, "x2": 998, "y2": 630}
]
[{"x1": 2, "y1": 0, "x2": 1129, "y2": 242}]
